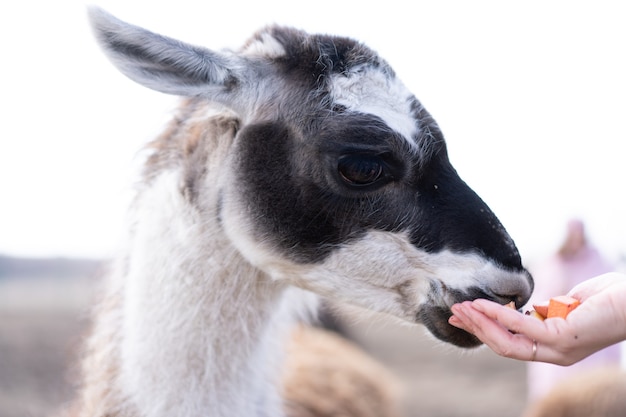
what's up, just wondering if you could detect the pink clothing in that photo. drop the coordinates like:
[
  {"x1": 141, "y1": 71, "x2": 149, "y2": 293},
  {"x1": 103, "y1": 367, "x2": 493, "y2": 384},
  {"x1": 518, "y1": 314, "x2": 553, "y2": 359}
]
[{"x1": 526, "y1": 221, "x2": 620, "y2": 401}]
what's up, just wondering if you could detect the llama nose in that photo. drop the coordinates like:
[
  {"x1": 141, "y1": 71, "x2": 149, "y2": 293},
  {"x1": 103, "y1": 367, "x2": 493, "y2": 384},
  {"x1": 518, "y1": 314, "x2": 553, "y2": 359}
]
[{"x1": 489, "y1": 271, "x2": 534, "y2": 309}]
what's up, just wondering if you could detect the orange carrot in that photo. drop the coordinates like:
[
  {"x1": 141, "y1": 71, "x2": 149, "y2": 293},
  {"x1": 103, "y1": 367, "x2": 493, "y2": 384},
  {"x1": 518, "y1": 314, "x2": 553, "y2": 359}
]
[
  {"x1": 532, "y1": 301, "x2": 549, "y2": 318},
  {"x1": 547, "y1": 295, "x2": 580, "y2": 319}
]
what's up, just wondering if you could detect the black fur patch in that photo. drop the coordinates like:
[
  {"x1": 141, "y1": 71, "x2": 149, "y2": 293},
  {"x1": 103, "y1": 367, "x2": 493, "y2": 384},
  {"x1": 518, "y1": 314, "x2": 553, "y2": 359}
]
[
  {"x1": 265, "y1": 26, "x2": 391, "y2": 87},
  {"x1": 234, "y1": 106, "x2": 524, "y2": 274},
  {"x1": 418, "y1": 304, "x2": 482, "y2": 348}
]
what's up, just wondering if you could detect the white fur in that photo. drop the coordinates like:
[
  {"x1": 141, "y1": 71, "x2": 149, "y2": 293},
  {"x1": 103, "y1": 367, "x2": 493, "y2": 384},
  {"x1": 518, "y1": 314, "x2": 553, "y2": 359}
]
[
  {"x1": 220, "y1": 220, "x2": 529, "y2": 321},
  {"x1": 114, "y1": 171, "x2": 315, "y2": 417},
  {"x1": 329, "y1": 67, "x2": 418, "y2": 148},
  {"x1": 242, "y1": 33, "x2": 287, "y2": 58}
]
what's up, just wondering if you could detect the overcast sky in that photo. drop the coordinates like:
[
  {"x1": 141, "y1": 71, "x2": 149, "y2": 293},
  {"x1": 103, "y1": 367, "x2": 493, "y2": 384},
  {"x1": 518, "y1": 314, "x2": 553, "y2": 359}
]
[{"x1": 1, "y1": 1, "x2": 624, "y2": 267}]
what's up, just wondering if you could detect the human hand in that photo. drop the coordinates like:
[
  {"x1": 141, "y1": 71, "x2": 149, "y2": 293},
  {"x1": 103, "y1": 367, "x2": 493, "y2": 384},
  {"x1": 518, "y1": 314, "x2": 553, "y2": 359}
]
[{"x1": 448, "y1": 272, "x2": 626, "y2": 365}]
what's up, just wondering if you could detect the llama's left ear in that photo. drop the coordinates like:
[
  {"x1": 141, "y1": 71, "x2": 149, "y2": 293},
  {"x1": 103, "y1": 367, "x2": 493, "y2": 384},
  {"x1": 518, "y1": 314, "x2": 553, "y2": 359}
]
[{"x1": 88, "y1": 7, "x2": 249, "y2": 102}]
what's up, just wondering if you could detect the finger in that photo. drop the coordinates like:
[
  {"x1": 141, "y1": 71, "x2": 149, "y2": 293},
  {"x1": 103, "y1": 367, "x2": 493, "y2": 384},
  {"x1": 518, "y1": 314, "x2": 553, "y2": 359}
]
[
  {"x1": 448, "y1": 314, "x2": 466, "y2": 330},
  {"x1": 470, "y1": 299, "x2": 550, "y2": 340},
  {"x1": 449, "y1": 301, "x2": 478, "y2": 329},
  {"x1": 567, "y1": 272, "x2": 623, "y2": 300},
  {"x1": 452, "y1": 302, "x2": 538, "y2": 361},
  {"x1": 467, "y1": 300, "x2": 575, "y2": 364}
]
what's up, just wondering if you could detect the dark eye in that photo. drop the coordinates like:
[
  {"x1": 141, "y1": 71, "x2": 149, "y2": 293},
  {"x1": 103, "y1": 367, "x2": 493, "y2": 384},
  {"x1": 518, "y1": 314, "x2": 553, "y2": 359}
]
[{"x1": 337, "y1": 154, "x2": 384, "y2": 186}]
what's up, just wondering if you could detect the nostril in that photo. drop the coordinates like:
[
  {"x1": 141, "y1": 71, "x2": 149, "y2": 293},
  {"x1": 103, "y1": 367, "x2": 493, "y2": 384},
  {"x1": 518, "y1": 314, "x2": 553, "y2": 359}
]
[
  {"x1": 490, "y1": 271, "x2": 534, "y2": 307},
  {"x1": 460, "y1": 271, "x2": 534, "y2": 309}
]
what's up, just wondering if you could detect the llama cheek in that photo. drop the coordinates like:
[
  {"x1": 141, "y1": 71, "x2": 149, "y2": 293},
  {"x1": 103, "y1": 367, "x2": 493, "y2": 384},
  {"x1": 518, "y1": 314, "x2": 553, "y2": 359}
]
[{"x1": 272, "y1": 231, "x2": 433, "y2": 320}]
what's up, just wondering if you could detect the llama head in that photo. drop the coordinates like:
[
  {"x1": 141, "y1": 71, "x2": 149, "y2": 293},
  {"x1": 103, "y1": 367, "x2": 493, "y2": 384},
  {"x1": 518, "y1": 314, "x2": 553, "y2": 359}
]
[{"x1": 89, "y1": 8, "x2": 533, "y2": 348}]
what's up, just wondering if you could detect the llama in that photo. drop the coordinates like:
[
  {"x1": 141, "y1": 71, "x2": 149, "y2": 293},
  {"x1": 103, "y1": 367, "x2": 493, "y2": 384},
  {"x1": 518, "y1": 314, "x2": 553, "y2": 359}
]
[{"x1": 72, "y1": 8, "x2": 534, "y2": 417}]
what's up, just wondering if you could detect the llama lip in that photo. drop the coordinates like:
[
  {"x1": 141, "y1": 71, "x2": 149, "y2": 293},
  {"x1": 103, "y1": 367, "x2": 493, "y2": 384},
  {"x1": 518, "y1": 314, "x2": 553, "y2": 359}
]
[
  {"x1": 415, "y1": 282, "x2": 528, "y2": 347},
  {"x1": 443, "y1": 276, "x2": 532, "y2": 311},
  {"x1": 417, "y1": 304, "x2": 482, "y2": 348}
]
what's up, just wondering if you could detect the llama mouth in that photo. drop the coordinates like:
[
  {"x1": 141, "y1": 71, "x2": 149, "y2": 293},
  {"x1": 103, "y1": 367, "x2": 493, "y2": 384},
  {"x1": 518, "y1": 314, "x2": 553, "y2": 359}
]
[
  {"x1": 417, "y1": 304, "x2": 482, "y2": 348},
  {"x1": 416, "y1": 284, "x2": 521, "y2": 348}
]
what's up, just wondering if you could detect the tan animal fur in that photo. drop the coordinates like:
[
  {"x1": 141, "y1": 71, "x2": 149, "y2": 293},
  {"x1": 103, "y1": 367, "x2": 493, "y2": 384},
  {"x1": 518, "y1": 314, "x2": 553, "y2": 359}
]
[{"x1": 522, "y1": 368, "x2": 626, "y2": 417}]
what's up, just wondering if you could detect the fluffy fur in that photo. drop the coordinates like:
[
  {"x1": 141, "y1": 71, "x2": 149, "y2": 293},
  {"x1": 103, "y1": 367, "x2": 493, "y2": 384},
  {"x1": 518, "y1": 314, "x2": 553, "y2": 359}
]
[
  {"x1": 522, "y1": 368, "x2": 626, "y2": 417},
  {"x1": 66, "y1": 8, "x2": 535, "y2": 417},
  {"x1": 283, "y1": 325, "x2": 403, "y2": 417}
]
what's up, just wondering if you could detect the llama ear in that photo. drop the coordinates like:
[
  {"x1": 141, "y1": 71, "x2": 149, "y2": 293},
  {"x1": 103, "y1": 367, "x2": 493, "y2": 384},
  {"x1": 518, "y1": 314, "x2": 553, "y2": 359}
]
[{"x1": 87, "y1": 7, "x2": 247, "y2": 100}]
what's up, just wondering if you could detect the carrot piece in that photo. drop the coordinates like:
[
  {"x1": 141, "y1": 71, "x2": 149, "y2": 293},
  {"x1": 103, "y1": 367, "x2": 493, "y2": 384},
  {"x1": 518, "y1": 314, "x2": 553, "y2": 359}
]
[
  {"x1": 547, "y1": 295, "x2": 580, "y2": 318},
  {"x1": 526, "y1": 310, "x2": 546, "y2": 321},
  {"x1": 532, "y1": 301, "x2": 549, "y2": 318}
]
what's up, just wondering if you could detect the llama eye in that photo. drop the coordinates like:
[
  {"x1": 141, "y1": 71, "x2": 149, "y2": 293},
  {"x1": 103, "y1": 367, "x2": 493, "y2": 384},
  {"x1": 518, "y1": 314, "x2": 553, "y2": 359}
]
[{"x1": 337, "y1": 154, "x2": 384, "y2": 187}]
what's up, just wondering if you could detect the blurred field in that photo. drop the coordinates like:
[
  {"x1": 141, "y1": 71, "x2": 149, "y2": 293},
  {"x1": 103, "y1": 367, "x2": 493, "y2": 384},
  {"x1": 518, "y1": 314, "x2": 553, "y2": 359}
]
[
  {"x1": 0, "y1": 273, "x2": 95, "y2": 417},
  {"x1": 0, "y1": 261, "x2": 529, "y2": 417}
]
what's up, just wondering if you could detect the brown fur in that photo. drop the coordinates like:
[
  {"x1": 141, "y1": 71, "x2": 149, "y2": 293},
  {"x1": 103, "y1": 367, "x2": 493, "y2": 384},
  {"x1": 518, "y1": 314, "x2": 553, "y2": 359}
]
[
  {"x1": 282, "y1": 325, "x2": 403, "y2": 417},
  {"x1": 522, "y1": 368, "x2": 626, "y2": 417}
]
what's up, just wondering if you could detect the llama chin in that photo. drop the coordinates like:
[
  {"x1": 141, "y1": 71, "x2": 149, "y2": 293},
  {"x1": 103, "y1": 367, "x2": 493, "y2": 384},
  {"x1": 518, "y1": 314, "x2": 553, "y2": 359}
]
[{"x1": 65, "y1": 8, "x2": 533, "y2": 417}]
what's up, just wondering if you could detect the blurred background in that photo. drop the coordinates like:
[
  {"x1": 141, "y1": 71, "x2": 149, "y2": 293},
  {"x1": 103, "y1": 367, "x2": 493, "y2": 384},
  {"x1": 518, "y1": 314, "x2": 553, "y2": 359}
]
[{"x1": 1, "y1": 1, "x2": 625, "y2": 416}]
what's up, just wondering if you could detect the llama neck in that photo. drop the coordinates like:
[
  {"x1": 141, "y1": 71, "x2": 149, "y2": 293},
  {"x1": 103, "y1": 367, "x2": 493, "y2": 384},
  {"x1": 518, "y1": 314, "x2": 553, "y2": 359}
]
[{"x1": 116, "y1": 172, "x2": 294, "y2": 417}]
